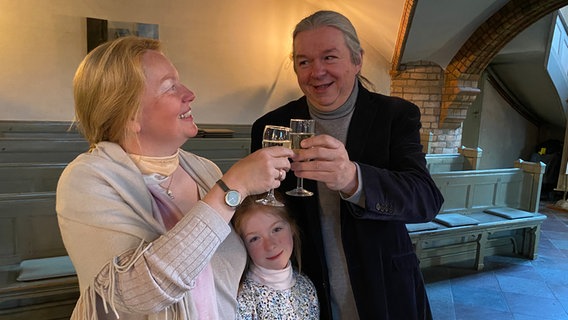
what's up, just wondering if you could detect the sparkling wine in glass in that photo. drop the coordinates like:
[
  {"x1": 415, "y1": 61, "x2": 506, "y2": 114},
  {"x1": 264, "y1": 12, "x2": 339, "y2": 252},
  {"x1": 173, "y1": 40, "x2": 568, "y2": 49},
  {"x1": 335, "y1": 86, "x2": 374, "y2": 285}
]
[
  {"x1": 286, "y1": 119, "x2": 315, "y2": 197},
  {"x1": 256, "y1": 125, "x2": 291, "y2": 206}
]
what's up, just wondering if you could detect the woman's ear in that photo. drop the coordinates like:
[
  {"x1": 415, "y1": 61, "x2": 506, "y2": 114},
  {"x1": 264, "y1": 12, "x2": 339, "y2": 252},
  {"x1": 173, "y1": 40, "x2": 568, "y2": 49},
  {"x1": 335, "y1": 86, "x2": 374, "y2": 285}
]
[{"x1": 127, "y1": 117, "x2": 141, "y2": 134}]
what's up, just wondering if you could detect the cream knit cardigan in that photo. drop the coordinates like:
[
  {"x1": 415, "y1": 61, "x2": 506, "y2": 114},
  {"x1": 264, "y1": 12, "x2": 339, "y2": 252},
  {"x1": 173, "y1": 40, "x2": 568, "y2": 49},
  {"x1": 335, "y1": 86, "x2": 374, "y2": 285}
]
[{"x1": 56, "y1": 142, "x2": 246, "y2": 319}]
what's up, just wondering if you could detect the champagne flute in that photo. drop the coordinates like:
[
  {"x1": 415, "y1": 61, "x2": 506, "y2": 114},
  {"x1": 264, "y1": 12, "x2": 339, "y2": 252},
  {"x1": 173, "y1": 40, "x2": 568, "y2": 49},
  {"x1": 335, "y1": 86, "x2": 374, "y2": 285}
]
[
  {"x1": 286, "y1": 119, "x2": 315, "y2": 197},
  {"x1": 256, "y1": 125, "x2": 291, "y2": 206}
]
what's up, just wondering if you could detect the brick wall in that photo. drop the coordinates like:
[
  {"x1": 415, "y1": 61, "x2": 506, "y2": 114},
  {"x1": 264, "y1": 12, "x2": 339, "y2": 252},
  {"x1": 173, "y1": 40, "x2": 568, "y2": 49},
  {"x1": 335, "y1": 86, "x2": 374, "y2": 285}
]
[{"x1": 391, "y1": 61, "x2": 462, "y2": 154}]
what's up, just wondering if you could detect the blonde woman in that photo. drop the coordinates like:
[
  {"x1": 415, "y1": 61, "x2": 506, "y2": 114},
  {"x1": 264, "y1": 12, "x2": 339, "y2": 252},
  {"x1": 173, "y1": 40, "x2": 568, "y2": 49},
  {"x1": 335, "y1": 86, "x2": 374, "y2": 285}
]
[{"x1": 57, "y1": 36, "x2": 293, "y2": 319}]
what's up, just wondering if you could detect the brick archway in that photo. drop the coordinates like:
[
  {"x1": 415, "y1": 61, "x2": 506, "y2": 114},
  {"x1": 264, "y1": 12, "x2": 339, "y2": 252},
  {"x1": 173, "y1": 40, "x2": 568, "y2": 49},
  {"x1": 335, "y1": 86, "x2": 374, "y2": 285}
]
[
  {"x1": 442, "y1": 0, "x2": 568, "y2": 129},
  {"x1": 392, "y1": 0, "x2": 568, "y2": 153}
]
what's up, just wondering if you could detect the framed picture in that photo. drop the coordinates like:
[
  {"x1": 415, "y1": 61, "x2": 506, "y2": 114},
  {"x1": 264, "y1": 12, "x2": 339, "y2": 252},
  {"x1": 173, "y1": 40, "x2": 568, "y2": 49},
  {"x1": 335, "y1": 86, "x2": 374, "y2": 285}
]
[{"x1": 86, "y1": 17, "x2": 159, "y2": 52}]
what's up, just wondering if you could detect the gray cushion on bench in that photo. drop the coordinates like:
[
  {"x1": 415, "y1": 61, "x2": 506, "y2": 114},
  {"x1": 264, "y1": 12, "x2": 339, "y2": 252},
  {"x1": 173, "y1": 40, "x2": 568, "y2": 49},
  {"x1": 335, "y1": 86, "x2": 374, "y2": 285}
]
[
  {"x1": 484, "y1": 207, "x2": 535, "y2": 219},
  {"x1": 17, "y1": 256, "x2": 76, "y2": 281},
  {"x1": 434, "y1": 213, "x2": 480, "y2": 227},
  {"x1": 406, "y1": 222, "x2": 440, "y2": 232}
]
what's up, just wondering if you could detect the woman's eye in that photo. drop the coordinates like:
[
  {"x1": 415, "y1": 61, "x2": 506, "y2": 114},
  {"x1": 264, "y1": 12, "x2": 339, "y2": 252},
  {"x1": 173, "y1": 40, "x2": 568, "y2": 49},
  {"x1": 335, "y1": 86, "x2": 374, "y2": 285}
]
[
  {"x1": 160, "y1": 81, "x2": 177, "y2": 94},
  {"x1": 273, "y1": 226, "x2": 283, "y2": 233}
]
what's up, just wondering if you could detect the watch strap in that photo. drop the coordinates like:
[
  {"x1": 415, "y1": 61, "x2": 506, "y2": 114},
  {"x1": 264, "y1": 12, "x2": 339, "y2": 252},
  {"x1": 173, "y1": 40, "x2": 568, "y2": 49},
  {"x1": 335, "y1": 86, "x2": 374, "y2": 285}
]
[
  {"x1": 216, "y1": 179, "x2": 231, "y2": 192},
  {"x1": 216, "y1": 179, "x2": 241, "y2": 207}
]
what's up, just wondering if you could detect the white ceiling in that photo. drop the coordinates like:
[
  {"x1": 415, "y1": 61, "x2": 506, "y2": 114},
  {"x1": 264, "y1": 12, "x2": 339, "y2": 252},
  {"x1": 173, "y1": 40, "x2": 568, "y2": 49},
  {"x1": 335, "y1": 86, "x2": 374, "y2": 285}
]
[
  {"x1": 402, "y1": 0, "x2": 510, "y2": 68},
  {"x1": 398, "y1": 0, "x2": 566, "y2": 128}
]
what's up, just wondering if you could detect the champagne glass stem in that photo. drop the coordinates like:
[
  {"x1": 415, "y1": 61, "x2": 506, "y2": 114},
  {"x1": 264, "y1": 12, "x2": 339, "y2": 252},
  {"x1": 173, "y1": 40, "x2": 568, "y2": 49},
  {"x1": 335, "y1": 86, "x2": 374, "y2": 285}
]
[
  {"x1": 256, "y1": 187, "x2": 282, "y2": 206},
  {"x1": 265, "y1": 188, "x2": 276, "y2": 202},
  {"x1": 296, "y1": 177, "x2": 304, "y2": 190}
]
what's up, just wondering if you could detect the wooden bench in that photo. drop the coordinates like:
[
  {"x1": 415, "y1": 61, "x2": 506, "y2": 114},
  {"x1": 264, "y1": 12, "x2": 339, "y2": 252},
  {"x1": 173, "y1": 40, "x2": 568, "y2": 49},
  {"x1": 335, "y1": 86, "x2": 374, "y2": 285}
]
[
  {"x1": 0, "y1": 137, "x2": 249, "y2": 194},
  {"x1": 0, "y1": 120, "x2": 81, "y2": 139},
  {"x1": 426, "y1": 146, "x2": 483, "y2": 172},
  {"x1": 408, "y1": 159, "x2": 547, "y2": 270},
  {"x1": 0, "y1": 137, "x2": 89, "y2": 164},
  {"x1": 0, "y1": 163, "x2": 66, "y2": 194},
  {"x1": 0, "y1": 121, "x2": 252, "y2": 139},
  {"x1": 181, "y1": 137, "x2": 250, "y2": 173},
  {"x1": 0, "y1": 192, "x2": 79, "y2": 319},
  {"x1": 0, "y1": 130, "x2": 251, "y2": 173}
]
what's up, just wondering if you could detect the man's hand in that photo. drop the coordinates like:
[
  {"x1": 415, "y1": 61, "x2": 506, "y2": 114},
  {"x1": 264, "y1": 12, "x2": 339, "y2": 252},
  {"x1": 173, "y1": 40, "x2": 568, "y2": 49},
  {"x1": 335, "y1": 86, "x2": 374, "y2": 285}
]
[{"x1": 290, "y1": 134, "x2": 358, "y2": 195}]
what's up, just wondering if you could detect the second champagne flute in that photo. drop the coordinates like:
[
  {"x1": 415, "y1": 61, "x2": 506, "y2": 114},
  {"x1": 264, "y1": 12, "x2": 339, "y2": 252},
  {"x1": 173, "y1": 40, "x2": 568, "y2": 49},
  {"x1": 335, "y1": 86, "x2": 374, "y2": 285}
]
[{"x1": 286, "y1": 119, "x2": 315, "y2": 197}]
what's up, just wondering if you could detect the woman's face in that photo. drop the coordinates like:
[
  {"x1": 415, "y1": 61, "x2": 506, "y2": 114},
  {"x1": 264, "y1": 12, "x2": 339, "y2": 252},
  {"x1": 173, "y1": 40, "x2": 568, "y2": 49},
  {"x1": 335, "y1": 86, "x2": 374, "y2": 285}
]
[
  {"x1": 135, "y1": 50, "x2": 197, "y2": 156},
  {"x1": 239, "y1": 209, "x2": 294, "y2": 270},
  {"x1": 293, "y1": 26, "x2": 361, "y2": 112}
]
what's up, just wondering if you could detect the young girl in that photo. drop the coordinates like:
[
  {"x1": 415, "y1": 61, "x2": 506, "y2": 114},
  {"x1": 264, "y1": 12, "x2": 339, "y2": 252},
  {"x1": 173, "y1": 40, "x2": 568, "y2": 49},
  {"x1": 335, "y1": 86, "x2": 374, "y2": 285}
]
[{"x1": 232, "y1": 193, "x2": 319, "y2": 319}]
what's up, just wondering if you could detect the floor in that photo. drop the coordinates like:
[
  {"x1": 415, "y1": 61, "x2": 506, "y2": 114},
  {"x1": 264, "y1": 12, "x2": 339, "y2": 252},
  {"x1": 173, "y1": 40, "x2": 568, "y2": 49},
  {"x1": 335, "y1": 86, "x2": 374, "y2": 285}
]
[{"x1": 423, "y1": 201, "x2": 568, "y2": 320}]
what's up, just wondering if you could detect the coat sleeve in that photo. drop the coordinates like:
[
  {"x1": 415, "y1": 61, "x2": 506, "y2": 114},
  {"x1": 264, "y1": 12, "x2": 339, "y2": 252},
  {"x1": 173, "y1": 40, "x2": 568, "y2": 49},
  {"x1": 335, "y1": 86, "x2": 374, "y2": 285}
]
[{"x1": 347, "y1": 99, "x2": 444, "y2": 223}]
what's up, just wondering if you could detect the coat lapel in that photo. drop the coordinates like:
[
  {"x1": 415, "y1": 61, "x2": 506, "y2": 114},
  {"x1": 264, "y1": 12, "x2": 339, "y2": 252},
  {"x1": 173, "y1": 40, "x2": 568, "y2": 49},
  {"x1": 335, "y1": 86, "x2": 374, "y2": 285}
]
[{"x1": 345, "y1": 85, "x2": 379, "y2": 162}]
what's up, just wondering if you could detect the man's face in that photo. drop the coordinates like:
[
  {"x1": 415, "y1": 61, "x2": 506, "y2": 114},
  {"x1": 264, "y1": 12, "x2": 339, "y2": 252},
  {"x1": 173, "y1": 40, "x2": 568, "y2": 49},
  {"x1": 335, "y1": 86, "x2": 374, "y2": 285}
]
[{"x1": 293, "y1": 26, "x2": 362, "y2": 112}]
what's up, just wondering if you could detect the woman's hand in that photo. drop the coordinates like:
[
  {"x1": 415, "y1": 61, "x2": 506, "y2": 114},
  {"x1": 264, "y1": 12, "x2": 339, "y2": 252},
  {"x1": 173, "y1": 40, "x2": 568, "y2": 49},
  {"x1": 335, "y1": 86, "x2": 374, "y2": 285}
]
[
  {"x1": 223, "y1": 146, "x2": 294, "y2": 197},
  {"x1": 290, "y1": 134, "x2": 358, "y2": 195}
]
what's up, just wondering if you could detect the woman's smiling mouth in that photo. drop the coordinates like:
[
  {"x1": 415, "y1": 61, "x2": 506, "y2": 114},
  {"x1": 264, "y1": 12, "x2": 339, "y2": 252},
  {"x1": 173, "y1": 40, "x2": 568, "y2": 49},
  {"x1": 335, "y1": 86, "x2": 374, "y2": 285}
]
[{"x1": 178, "y1": 109, "x2": 192, "y2": 119}]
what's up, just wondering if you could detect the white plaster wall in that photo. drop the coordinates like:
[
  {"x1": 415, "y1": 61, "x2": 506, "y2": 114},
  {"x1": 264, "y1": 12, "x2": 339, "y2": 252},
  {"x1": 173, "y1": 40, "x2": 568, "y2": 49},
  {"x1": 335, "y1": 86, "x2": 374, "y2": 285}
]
[
  {"x1": 477, "y1": 77, "x2": 539, "y2": 169},
  {"x1": 0, "y1": 0, "x2": 399, "y2": 124}
]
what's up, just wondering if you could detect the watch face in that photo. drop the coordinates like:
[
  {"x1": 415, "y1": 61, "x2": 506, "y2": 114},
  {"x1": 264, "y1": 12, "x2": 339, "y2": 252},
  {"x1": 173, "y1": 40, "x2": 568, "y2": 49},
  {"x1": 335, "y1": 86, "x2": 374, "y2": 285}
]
[{"x1": 226, "y1": 190, "x2": 241, "y2": 207}]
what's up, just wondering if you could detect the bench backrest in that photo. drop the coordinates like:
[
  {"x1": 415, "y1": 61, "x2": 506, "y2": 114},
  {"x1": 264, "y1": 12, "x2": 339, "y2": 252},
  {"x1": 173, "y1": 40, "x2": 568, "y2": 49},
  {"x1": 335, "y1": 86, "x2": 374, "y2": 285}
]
[
  {"x1": 431, "y1": 159, "x2": 545, "y2": 214},
  {"x1": 0, "y1": 192, "x2": 66, "y2": 266},
  {"x1": 0, "y1": 123, "x2": 251, "y2": 173},
  {"x1": 0, "y1": 138, "x2": 89, "y2": 163},
  {"x1": 426, "y1": 154, "x2": 466, "y2": 172},
  {"x1": 181, "y1": 138, "x2": 250, "y2": 172},
  {"x1": 0, "y1": 121, "x2": 252, "y2": 138},
  {"x1": 0, "y1": 163, "x2": 66, "y2": 193},
  {"x1": 426, "y1": 146, "x2": 483, "y2": 172},
  {"x1": 0, "y1": 120, "x2": 80, "y2": 138}
]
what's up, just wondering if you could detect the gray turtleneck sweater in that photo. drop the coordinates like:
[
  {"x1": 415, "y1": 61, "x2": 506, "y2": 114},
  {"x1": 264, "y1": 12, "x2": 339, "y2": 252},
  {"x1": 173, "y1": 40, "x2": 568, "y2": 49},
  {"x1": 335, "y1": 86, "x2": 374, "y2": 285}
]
[{"x1": 307, "y1": 82, "x2": 362, "y2": 320}]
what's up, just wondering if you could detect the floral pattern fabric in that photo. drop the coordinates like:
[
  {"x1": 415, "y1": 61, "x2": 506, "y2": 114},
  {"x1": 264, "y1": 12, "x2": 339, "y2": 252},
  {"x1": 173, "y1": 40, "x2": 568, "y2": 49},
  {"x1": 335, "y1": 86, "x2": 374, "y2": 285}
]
[{"x1": 236, "y1": 270, "x2": 319, "y2": 320}]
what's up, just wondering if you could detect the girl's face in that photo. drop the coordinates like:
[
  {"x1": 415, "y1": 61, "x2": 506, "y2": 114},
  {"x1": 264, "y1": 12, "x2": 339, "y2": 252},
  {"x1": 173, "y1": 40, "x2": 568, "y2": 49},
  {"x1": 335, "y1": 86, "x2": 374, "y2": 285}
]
[
  {"x1": 134, "y1": 50, "x2": 198, "y2": 156},
  {"x1": 239, "y1": 208, "x2": 294, "y2": 270}
]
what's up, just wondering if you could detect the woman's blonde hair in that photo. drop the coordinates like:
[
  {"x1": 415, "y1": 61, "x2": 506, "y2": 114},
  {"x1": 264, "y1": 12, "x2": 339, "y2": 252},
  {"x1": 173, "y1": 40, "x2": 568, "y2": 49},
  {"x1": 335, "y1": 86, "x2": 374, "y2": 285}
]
[
  {"x1": 232, "y1": 192, "x2": 302, "y2": 272},
  {"x1": 72, "y1": 36, "x2": 161, "y2": 148}
]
